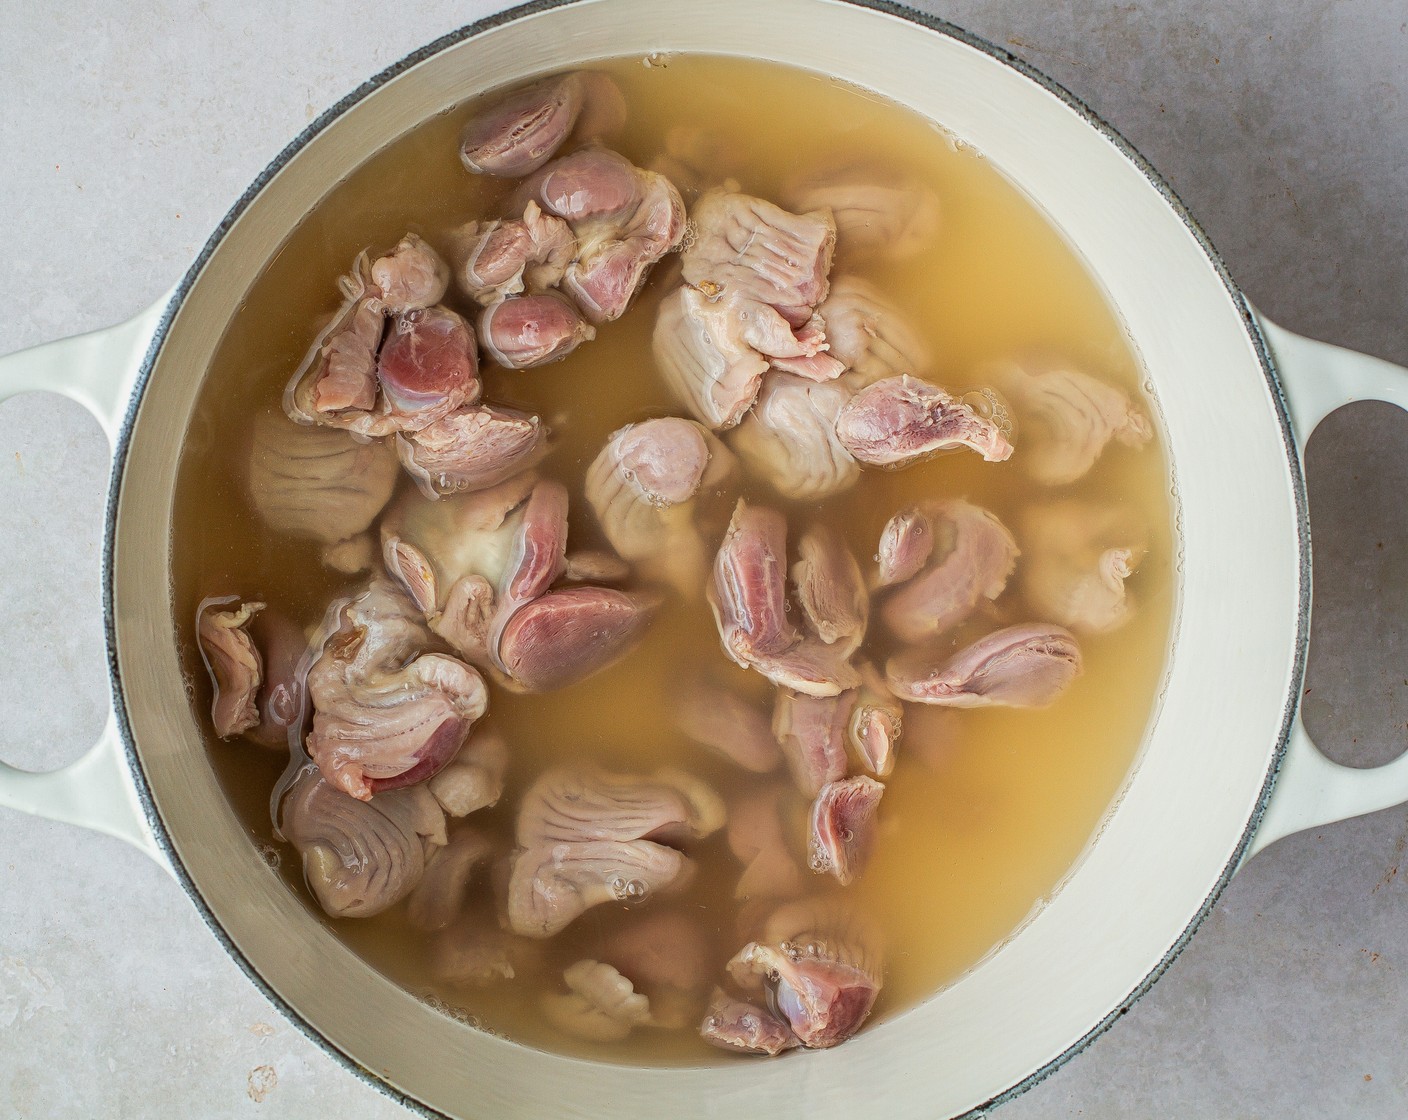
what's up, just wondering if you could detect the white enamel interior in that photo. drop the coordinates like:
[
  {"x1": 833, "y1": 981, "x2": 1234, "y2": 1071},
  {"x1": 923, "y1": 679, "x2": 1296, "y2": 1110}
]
[{"x1": 110, "y1": 1, "x2": 1303, "y2": 1116}]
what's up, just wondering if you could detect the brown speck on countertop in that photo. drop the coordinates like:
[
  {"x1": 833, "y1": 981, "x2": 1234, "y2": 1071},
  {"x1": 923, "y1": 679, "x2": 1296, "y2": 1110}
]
[
  {"x1": 249, "y1": 1022, "x2": 275, "y2": 1037},
  {"x1": 1366, "y1": 1074, "x2": 1373, "y2": 1082},
  {"x1": 247, "y1": 1065, "x2": 277, "y2": 1103},
  {"x1": 13, "y1": 452, "x2": 21, "y2": 474},
  {"x1": 1374, "y1": 826, "x2": 1408, "y2": 893}
]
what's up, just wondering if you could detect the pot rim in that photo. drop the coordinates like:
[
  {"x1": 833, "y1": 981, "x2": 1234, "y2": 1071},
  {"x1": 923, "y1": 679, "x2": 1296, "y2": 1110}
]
[{"x1": 99, "y1": 1, "x2": 1311, "y2": 1115}]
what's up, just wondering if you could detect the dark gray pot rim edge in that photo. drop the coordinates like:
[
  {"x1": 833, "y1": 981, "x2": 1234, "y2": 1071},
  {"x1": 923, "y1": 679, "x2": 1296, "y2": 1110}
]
[{"x1": 98, "y1": 1, "x2": 1311, "y2": 1116}]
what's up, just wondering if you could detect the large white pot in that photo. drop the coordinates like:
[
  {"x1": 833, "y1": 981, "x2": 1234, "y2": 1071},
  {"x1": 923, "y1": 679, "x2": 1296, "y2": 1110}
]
[{"x1": 2, "y1": 2, "x2": 1407, "y2": 1116}]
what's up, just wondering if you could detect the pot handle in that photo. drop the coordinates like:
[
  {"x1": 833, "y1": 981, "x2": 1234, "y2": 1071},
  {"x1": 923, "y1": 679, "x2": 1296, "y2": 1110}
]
[
  {"x1": 1245, "y1": 313, "x2": 1408, "y2": 859},
  {"x1": 0, "y1": 295, "x2": 173, "y2": 871}
]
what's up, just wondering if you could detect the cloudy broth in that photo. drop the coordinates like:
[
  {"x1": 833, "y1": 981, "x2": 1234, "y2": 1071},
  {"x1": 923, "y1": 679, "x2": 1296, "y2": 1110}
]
[{"x1": 171, "y1": 54, "x2": 1173, "y2": 1063}]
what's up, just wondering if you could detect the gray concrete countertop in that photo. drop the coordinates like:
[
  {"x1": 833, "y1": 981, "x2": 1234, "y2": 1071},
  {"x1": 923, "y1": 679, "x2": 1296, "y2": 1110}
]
[{"x1": 2, "y1": 2, "x2": 1405, "y2": 1117}]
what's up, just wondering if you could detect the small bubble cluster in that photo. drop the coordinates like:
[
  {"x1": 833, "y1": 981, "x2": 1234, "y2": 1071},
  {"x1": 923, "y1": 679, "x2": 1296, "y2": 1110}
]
[
  {"x1": 609, "y1": 876, "x2": 649, "y2": 902},
  {"x1": 422, "y1": 995, "x2": 484, "y2": 1030},
  {"x1": 961, "y1": 387, "x2": 1015, "y2": 438},
  {"x1": 259, "y1": 844, "x2": 282, "y2": 871},
  {"x1": 677, "y1": 219, "x2": 698, "y2": 254}
]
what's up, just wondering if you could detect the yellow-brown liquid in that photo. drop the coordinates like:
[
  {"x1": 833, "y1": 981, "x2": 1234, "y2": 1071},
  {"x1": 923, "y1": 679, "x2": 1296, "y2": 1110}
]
[{"x1": 171, "y1": 55, "x2": 1173, "y2": 1063}]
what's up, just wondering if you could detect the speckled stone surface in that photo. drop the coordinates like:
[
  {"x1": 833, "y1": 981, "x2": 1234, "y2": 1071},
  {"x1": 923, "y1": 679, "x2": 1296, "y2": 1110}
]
[{"x1": 2, "y1": 2, "x2": 1406, "y2": 1117}]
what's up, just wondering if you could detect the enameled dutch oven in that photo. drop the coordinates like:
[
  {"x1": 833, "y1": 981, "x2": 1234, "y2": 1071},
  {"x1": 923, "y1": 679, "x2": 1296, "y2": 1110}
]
[{"x1": 3, "y1": 2, "x2": 1408, "y2": 1117}]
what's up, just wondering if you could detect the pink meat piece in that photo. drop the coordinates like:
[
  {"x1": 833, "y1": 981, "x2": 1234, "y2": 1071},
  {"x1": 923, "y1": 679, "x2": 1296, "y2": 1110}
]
[
  {"x1": 196, "y1": 598, "x2": 264, "y2": 740},
  {"x1": 247, "y1": 410, "x2": 399, "y2": 548},
  {"x1": 791, "y1": 524, "x2": 867, "y2": 655},
  {"x1": 308, "y1": 297, "x2": 382, "y2": 417},
  {"x1": 383, "y1": 475, "x2": 651, "y2": 693},
  {"x1": 875, "y1": 507, "x2": 934, "y2": 588},
  {"x1": 426, "y1": 729, "x2": 509, "y2": 818},
  {"x1": 994, "y1": 359, "x2": 1152, "y2": 485},
  {"x1": 653, "y1": 290, "x2": 843, "y2": 428},
  {"x1": 304, "y1": 579, "x2": 489, "y2": 800},
  {"x1": 396, "y1": 403, "x2": 549, "y2": 499},
  {"x1": 369, "y1": 233, "x2": 450, "y2": 313},
  {"x1": 709, "y1": 500, "x2": 861, "y2": 697},
  {"x1": 478, "y1": 292, "x2": 596, "y2": 369},
  {"x1": 519, "y1": 148, "x2": 686, "y2": 323},
  {"x1": 808, "y1": 776, "x2": 884, "y2": 886},
  {"x1": 406, "y1": 826, "x2": 496, "y2": 932},
  {"x1": 285, "y1": 240, "x2": 476, "y2": 439},
  {"x1": 564, "y1": 170, "x2": 685, "y2": 323},
  {"x1": 727, "y1": 783, "x2": 805, "y2": 902},
  {"x1": 879, "y1": 500, "x2": 1020, "y2": 644},
  {"x1": 711, "y1": 500, "x2": 798, "y2": 657},
  {"x1": 517, "y1": 767, "x2": 718, "y2": 849},
  {"x1": 1019, "y1": 500, "x2": 1145, "y2": 634},
  {"x1": 483, "y1": 477, "x2": 570, "y2": 664},
  {"x1": 506, "y1": 479, "x2": 570, "y2": 604},
  {"x1": 834, "y1": 375, "x2": 1013, "y2": 466},
  {"x1": 248, "y1": 607, "x2": 312, "y2": 749},
  {"x1": 849, "y1": 664, "x2": 902, "y2": 778},
  {"x1": 773, "y1": 690, "x2": 853, "y2": 798},
  {"x1": 379, "y1": 473, "x2": 539, "y2": 650},
  {"x1": 769, "y1": 314, "x2": 846, "y2": 382},
  {"x1": 887, "y1": 623, "x2": 1083, "y2": 708},
  {"x1": 675, "y1": 681, "x2": 782, "y2": 774},
  {"x1": 728, "y1": 372, "x2": 858, "y2": 500},
  {"x1": 375, "y1": 306, "x2": 480, "y2": 429},
  {"x1": 277, "y1": 762, "x2": 446, "y2": 919},
  {"x1": 653, "y1": 286, "x2": 771, "y2": 430},
  {"x1": 726, "y1": 898, "x2": 883, "y2": 1050},
  {"x1": 195, "y1": 597, "x2": 308, "y2": 749},
  {"x1": 682, "y1": 190, "x2": 836, "y2": 316},
  {"x1": 497, "y1": 586, "x2": 658, "y2": 693},
  {"x1": 819, "y1": 276, "x2": 931, "y2": 388},
  {"x1": 602, "y1": 909, "x2": 711, "y2": 996},
  {"x1": 658, "y1": 188, "x2": 844, "y2": 430},
  {"x1": 742, "y1": 641, "x2": 861, "y2": 698},
  {"x1": 562, "y1": 550, "x2": 631, "y2": 584},
  {"x1": 525, "y1": 148, "x2": 640, "y2": 220},
  {"x1": 507, "y1": 767, "x2": 722, "y2": 937},
  {"x1": 585, "y1": 416, "x2": 732, "y2": 597},
  {"x1": 448, "y1": 201, "x2": 576, "y2": 305},
  {"x1": 700, "y1": 988, "x2": 799, "y2": 1056},
  {"x1": 459, "y1": 70, "x2": 625, "y2": 177},
  {"x1": 785, "y1": 163, "x2": 941, "y2": 263},
  {"x1": 430, "y1": 917, "x2": 522, "y2": 988}
]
